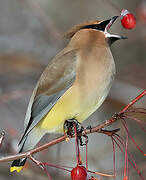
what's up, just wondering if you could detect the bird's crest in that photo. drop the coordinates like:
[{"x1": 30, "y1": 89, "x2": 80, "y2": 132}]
[{"x1": 64, "y1": 20, "x2": 100, "y2": 39}]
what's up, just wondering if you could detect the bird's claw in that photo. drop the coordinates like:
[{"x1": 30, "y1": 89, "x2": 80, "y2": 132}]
[
  {"x1": 63, "y1": 119, "x2": 82, "y2": 137},
  {"x1": 63, "y1": 119, "x2": 88, "y2": 146}
]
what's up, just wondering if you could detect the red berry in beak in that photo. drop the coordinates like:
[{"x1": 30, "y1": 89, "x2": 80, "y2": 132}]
[
  {"x1": 71, "y1": 165, "x2": 87, "y2": 180},
  {"x1": 120, "y1": 9, "x2": 136, "y2": 29}
]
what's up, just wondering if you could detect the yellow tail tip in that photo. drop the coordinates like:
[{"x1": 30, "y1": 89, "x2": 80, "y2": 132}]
[{"x1": 10, "y1": 166, "x2": 23, "y2": 173}]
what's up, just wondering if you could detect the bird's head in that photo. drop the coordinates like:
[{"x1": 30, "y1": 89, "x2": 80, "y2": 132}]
[{"x1": 65, "y1": 16, "x2": 127, "y2": 46}]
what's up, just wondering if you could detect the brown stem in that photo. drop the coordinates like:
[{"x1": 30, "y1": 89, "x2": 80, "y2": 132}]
[
  {"x1": 0, "y1": 91, "x2": 145, "y2": 163},
  {"x1": 120, "y1": 90, "x2": 146, "y2": 114}
]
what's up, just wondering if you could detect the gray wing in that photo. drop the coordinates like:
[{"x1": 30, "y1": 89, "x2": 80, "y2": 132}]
[
  {"x1": 19, "y1": 89, "x2": 67, "y2": 145},
  {"x1": 20, "y1": 49, "x2": 77, "y2": 145}
]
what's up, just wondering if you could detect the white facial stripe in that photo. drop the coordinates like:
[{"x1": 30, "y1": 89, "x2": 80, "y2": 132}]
[{"x1": 104, "y1": 32, "x2": 122, "y2": 39}]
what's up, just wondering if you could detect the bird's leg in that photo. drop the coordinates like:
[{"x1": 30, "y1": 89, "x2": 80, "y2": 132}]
[
  {"x1": 63, "y1": 119, "x2": 81, "y2": 137},
  {"x1": 63, "y1": 119, "x2": 89, "y2": 145},
  {"x1": 77, "y1": 126, "x2": 89, "y2": 146},
  {"x1": 78, "y1": 134, "x2": 88, "y2": 146},
  {"x1": 86, "y1": 125, "x2": 92, "y2": 132}
]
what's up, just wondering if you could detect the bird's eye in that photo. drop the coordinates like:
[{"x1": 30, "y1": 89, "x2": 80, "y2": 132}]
[
  {"x1": 81, "y1": 20, "x2": 110, "y2": 32},
  {"x1": 98, "y1": 20, "x2": 111, "y2": 31}
]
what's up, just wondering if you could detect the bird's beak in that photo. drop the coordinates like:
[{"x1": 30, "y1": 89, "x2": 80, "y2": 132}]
[
  {"x1": 105, "y1": 16, "x2": 119, "y2": 31},
  {"x1": 104, "y1": 16, "x2": 128, "y2": 41}
]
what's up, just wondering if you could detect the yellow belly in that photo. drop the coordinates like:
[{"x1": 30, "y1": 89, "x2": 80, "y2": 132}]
[
  {"x1": 36, "y1": 84, "x2": 109, "y2": 133},
  {"x1": 36, "y1": 45, "x2": 115, "y2": 134},
  {"x1": 36, "y1": 86, "x2": 82, "y2": 133}
]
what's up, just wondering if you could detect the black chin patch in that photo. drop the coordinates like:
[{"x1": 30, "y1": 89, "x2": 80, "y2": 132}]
[{"x1": 108, "y1": 36, "x2": 121, "y2": 45}]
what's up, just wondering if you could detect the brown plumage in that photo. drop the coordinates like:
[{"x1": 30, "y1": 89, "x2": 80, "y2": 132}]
[
  {"x1": 10, "y1": 16, "x2": 126, "y2": 173},
  {"x1": 64, "y1": 20, "x2": 101, "y2": 39}
]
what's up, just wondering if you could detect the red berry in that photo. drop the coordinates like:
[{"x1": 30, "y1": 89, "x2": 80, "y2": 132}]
[
  {"x1": 71, "y1": 165, "x2": 87, "y2": 180},
  {"x1": 120, "y1": 9, "x2": 136, "y2": 29}
]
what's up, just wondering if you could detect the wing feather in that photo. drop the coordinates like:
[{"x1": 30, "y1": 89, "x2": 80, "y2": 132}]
[{"x1": 20, "y1": 49, "x2": 77, "y2": 145}]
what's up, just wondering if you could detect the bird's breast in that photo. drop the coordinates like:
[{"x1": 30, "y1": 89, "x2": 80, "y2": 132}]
[
  {"x1": 73, "y1": 47, "x2": 115, "y2": 121},
  {"x1": 38, "y1": 47, "x2": 115, "y2": 133}
]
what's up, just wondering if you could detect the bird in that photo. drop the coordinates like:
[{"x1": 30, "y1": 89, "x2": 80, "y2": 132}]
[{"x1": 10, "y1": 16, "x2": 126, "y2": 173}]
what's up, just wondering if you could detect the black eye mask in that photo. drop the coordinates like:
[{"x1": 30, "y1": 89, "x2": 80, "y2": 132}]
[{"x1": 81, "y1": 19, "x2": 110, "y2": 32}]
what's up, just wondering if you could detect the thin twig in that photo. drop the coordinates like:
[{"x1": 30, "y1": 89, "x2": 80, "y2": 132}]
[
  {"x1": 0, "y1": 90, "x2": 145, "y2": 163},
  {"x1": 88, "y1": 169, "x2": 114, "y2": 177},
  {"x1": 120, "y1": 90, "x2": 146, "y2": 114},
  {"x1": 111, "y1": 137, "x2": 116, "y2": 177}
]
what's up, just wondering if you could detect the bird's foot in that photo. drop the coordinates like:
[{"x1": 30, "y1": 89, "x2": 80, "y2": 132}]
[
  {"x1": 86, "y1": 125, "x2": 92, "y2": 132},
  {"x1": 64, "y1": 119, "x2": 82, "y2": 137},
  {"x1": 63, "y1": 119, "x2": 88, "y2": 146},
  {"x1": 75, "y1": 125, "x2": 92, "y2": 146},
  {"x1": 78, "y1": 134, "x2": 88, "y2": 146}
]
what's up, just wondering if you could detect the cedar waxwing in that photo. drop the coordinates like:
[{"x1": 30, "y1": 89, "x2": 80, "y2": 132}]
[{"x1": 10, "y1": 16, "x2": 126, "y2": 172}]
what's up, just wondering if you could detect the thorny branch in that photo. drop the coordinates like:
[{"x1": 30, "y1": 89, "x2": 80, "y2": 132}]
[{"x1": 0, "y1": 90, "x2": 145, "y2": 163}]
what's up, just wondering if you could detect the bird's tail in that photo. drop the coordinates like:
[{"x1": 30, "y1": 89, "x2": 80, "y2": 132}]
[
  {"x1": 10, "y1": 133, "x2": 27, "y2": 173},
  {"x1": 10, "y1": 127, "x2": 46, "y2": 173},
  {"x1": 10, "y1": 158, "x2": 27, "y2": 173}
]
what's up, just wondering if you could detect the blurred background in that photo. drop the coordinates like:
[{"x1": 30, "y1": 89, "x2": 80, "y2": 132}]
[{"x1": 0, "y1": 0, "x2": 145, "y2": 179}]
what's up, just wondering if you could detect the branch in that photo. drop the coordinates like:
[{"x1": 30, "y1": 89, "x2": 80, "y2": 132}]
[
  {"x1": 0, "y1": 90, "x2": 145, "y2": 163},
  {"x1": 120, "y1": 90, "x2": 146, "y2": 114}
]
